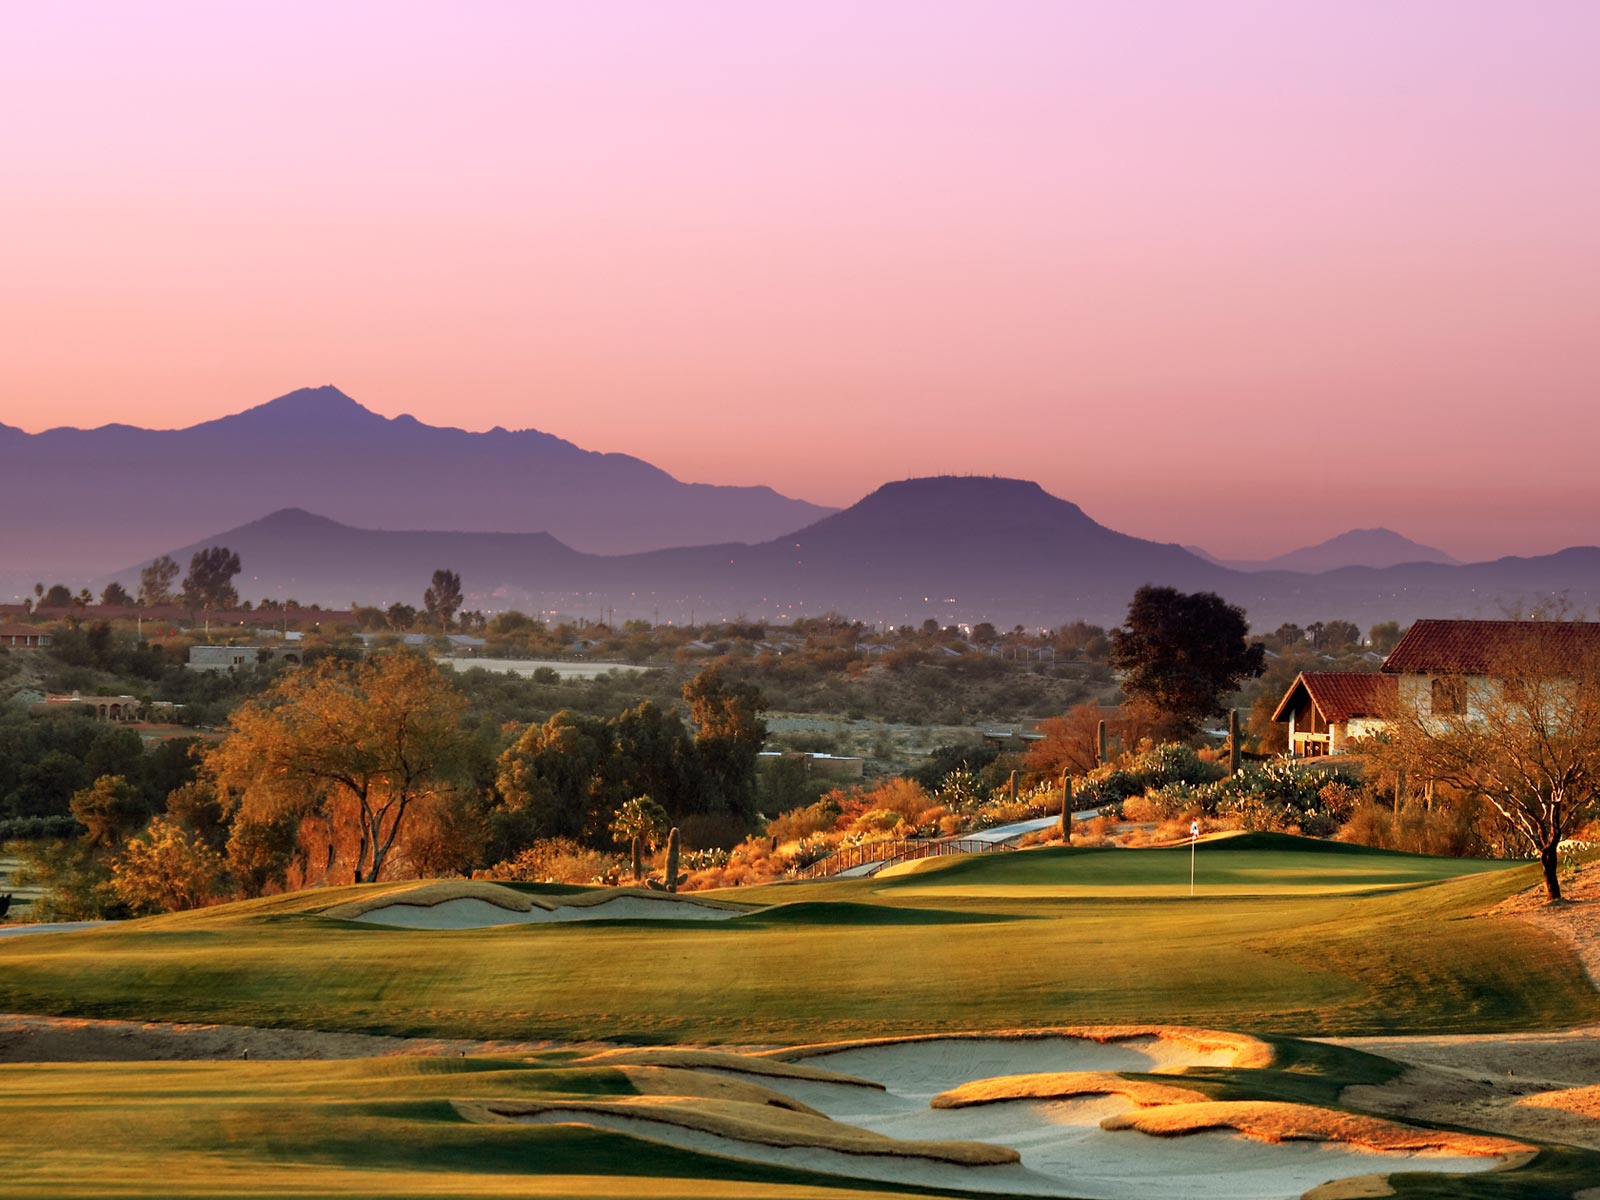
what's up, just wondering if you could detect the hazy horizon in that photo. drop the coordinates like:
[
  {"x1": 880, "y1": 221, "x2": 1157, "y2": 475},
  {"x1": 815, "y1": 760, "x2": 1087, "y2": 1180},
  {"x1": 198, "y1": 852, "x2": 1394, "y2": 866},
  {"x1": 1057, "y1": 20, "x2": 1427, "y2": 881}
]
[{"x1": 5, "y1": 3, "x2": 1599, "y2": 560}]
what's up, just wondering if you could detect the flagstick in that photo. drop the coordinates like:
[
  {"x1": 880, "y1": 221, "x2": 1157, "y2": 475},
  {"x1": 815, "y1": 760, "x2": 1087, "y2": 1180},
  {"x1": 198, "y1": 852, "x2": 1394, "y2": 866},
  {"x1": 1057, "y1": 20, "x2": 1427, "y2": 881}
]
[{"x1": 1190, "y1": 819, "x2": 1198, "y2": 898}]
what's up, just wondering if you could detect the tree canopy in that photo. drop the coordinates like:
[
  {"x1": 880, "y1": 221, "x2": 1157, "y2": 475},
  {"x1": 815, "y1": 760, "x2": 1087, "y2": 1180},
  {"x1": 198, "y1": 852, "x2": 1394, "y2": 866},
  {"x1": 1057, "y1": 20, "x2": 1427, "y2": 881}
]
[
  {"x1": 423, "y1": 569, "x2": 463, "y2": 632},
  {"x1": 138, "y1": 555, "x2": 180, "y2": 606},
  {"x1": 205, "y1": 651, "x2": 467, "y2": 883},
  {"x1": 182, "y1": 546, "x2": 242, "y2": 613},
  {"x1": 1109, "y1": 586, "x2": 1265, "y2": 735}
]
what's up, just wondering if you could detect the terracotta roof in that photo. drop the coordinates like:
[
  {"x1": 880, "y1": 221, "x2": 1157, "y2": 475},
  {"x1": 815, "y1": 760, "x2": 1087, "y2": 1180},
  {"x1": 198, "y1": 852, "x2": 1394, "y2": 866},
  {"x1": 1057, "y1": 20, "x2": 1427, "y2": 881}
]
[
  {"x1": 1381, "y1": 619, "x2": 1600, "y2": 675},
  {"x1": 0, "y1": 624, "x2": 46, "y2": 638},
  {"x1": 1271, "y1": 671, "x2": 1395, "y2": 724}
]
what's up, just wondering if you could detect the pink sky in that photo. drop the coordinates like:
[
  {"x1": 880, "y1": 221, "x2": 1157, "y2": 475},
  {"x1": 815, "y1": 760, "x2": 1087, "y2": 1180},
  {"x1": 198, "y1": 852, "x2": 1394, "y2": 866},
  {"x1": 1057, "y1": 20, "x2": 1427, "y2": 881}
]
[{"x1": 3, "y1": 1, "x2": 1598, "y2": 561}]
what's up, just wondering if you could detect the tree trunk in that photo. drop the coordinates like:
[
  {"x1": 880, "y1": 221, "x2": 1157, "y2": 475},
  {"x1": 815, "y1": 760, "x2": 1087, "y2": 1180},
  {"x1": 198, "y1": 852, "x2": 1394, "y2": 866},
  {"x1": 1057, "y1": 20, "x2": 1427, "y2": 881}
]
[{"x1": 1541, "y1": 843, "x2": 1563, "y2": 902}]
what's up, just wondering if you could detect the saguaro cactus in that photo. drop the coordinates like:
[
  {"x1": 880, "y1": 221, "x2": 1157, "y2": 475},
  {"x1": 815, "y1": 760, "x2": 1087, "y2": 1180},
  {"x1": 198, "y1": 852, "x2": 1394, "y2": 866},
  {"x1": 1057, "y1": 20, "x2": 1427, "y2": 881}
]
[
  {"x1": 1059, "y1": 772, "x2": 1072, "y2": 845},
  {"x1": 665, "y1": 827, "x2": 681, "y2": 894},
  {"x1": 1228, "y1": 709, "x2": 1241, "y2": 776},
  {"x1": 1096, "y1": 719, "x2": 1108, "y2": 765}
]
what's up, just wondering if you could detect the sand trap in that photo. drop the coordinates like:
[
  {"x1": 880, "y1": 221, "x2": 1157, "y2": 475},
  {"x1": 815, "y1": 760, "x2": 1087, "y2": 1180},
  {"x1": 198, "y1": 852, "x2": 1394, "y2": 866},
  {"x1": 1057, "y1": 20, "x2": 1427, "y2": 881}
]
[
  {"x1": 350, "y1": 895, "x2": 745, "y2": 928},
  {"x1": 328, "y1": 881, "x2": 752, "y2": 928},
  {"x1": 598, "y1": 1036, "x2": 1512, "y2": 1200},
  {"x1": 771, "y1": 1028, "x2": 1270, "y2": 1090}
]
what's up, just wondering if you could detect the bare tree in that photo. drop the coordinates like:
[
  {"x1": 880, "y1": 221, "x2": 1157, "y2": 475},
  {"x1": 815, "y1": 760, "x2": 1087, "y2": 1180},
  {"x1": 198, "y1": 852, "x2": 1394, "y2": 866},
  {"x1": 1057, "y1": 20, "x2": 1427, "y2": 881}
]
[{"x1": 1368, "y1": 621, "x2": 1600, "y2": 900}]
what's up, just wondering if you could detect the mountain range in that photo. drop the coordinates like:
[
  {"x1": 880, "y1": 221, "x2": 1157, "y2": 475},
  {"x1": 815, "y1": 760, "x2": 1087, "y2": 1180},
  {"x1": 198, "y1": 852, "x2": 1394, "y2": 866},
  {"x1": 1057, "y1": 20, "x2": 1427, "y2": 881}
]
[
  {"x1": 1187, "y1": 528, "x2": 1458, "y2": 573},
  {"x1": 0, "y1": 386, "x2": 832, "y2": 572},
  {"x1": 113, "y1": 477, "x2": 1600, "y2": 630}
]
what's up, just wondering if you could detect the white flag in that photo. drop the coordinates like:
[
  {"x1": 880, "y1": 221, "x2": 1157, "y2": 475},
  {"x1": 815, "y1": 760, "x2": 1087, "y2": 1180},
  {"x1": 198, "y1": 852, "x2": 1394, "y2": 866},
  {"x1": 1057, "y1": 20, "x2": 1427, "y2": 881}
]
[{"x1": 1190, "y1": 820, "x2": 1200, "y2": 840}]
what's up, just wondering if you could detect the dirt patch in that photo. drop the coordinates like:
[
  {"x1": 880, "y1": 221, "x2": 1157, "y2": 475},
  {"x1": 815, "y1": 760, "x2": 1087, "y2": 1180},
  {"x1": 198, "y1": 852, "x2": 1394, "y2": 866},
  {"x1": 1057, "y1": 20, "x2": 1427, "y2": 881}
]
[
  {"x1": 0, "y1": 1011, "x2": 583, "y2": 1063},
  {"x1": 1493, "y1": 857, "x2": 1600, "y2": 991},
  {"x1": 1519, "y1": 1084, "x2": 1600, "y2": 1119}
]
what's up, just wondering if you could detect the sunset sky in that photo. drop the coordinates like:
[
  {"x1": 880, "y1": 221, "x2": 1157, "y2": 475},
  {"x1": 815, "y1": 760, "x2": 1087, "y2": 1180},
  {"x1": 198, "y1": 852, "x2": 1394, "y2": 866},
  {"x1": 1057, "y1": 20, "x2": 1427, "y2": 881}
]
[{"x1": 4, "y1": 2, "x2": 1598, "y2": 561}]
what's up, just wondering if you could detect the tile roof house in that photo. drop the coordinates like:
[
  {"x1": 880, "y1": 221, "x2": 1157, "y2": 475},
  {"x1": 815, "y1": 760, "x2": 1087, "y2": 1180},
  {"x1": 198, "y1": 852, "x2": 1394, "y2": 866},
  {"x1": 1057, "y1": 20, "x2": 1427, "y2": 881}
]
[
  {"x1": 1271, "y1": 672, "x2": 1396, "y2": 757},
  {"x1": 1273, "y1": 619, "x2": 1600, "y2": 756}
]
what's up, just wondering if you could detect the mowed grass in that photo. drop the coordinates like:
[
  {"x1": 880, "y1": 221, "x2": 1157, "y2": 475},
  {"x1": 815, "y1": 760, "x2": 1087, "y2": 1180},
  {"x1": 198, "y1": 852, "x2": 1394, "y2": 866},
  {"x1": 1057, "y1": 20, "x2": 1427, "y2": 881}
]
[
  {"x1": 0, "y1": 837, "x2": 1592, "y2": 1042},
  {"x1": 0, "y1": 1056, "x2": 968, "y2": 1200},
  {"x1": 875, "y1": 833, "x2": 1517, "y2": 898}
]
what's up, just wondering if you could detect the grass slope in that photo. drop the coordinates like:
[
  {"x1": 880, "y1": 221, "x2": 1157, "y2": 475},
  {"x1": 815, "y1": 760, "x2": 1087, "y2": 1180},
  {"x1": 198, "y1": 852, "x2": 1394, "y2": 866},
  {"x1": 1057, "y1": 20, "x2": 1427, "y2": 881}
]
[{"x1": 0, "y1": 839, "x2": 1591, "y2": 1043}]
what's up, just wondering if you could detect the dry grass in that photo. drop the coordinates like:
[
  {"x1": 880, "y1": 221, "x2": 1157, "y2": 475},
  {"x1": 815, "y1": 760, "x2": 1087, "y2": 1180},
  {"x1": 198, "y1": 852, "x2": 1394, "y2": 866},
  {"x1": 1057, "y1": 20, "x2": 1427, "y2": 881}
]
[
  {"x1": 607, "y1": 1065, "x2": 827, "y2": 1115},
  {"x1": 321, "y1": 881, "x2": 543, "y2": 920},
  {"x1": 577, "y1": 1047, "x2": 885, "y2": 1089},
  {"x1": 1101, "y1": 1100, "x2": 1532, "y2": 1157},
  {"x1": 550, "y1": 887, "x2": 751, "y2": 913},
  {"x1": 765, "y1": 1026, "x2": 1274, "y2": 1071},
  {"x1": 931, "y1": 1070, "x2": 1207, "y2": 1109},
  {"x1": 1518, "y1": 1084, "x2": 1600, "y2": 1118},
  {"x1": 460, "y1": 1095, "x2": 1020, "y2": 1166}
]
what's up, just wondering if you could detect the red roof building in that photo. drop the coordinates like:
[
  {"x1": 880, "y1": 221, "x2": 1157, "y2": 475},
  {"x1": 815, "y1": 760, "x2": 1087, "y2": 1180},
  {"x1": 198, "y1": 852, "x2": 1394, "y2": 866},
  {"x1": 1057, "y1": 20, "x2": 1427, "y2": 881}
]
[
  {"x1": 0, "y1": 624, "x2": 51, "y2": 648},
  {"x1": 1271, "y1": 671, "x2": 1395, "y2": 758}
]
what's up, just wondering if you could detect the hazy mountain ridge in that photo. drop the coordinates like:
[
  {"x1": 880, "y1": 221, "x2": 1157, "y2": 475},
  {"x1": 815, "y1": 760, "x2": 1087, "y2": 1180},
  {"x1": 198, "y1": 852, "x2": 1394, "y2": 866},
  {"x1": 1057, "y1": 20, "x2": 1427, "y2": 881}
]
[
  {"x1": 114, "y1": 475, "x2": 1600, "y2": 629},
  {"x1": 1208, "y1": 527, "x2": 1459, "y2": 573},
  {"x1": 0, "y1": 385, "x2": 835, "y2": 570}
]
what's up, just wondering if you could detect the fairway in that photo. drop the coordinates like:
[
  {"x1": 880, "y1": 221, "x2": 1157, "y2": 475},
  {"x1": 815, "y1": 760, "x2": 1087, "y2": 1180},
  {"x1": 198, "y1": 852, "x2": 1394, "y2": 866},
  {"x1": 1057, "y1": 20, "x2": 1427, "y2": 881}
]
[{"x1": 0, "y1": 837, "x2": 1590, "y2": 1043}]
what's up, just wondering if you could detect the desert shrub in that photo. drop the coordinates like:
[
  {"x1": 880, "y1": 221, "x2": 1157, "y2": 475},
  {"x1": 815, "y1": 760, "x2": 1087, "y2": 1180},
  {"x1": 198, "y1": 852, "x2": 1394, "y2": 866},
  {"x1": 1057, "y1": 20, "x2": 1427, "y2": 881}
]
[
  {"x1": 479, "y1": 838, "x2": 625, "y2": 884},
  {"x1": 110, "y1": 817, "x2": 229, "y2": 914},
  {"x1": 0, "y1": 815, "x2": 79, "y2": 841},
  {"x1": 765, "y1": 796, "x2": 842, "y2": 843},
  {"x1": 850, "y1": 808, "x2": 905, "y2": 835},
  {"x1": 1337, "y1": 792, "x2": 1493, "y2": 857}
]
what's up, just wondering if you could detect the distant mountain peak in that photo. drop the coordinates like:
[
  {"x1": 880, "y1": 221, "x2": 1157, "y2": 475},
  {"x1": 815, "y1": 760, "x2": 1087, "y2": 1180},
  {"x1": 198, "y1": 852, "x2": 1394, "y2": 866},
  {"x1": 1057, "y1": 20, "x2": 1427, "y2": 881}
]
[
  {"x1": 1213, "y1": 526, "x2": 1460, "y2": 573},
  {"x1": 223, "y1": 385, "x2": 380, "y2": 427}
]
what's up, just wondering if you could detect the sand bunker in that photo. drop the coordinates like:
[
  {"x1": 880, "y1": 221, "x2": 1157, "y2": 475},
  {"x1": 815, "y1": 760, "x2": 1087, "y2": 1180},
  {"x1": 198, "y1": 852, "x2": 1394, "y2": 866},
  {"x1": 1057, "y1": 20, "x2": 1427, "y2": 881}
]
[
  {"x1": 529, "y1": 1035, "x2": 1513, "y2": 1200},
  {"x1": 326, "y1": 881, "x2": 751, "y2": 928}
]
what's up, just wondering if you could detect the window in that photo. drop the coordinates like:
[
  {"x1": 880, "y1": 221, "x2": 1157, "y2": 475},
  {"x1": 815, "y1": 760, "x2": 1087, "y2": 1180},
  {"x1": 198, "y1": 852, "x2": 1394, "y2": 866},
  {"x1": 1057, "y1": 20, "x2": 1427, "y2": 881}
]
[{"x1": 1431, "y1": 676, "x2": 1466, "y2": 716}]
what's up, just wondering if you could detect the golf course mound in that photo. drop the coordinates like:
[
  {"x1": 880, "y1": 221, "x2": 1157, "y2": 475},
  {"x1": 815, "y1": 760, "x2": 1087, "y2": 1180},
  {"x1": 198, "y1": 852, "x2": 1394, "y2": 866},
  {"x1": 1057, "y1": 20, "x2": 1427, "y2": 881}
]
[
  {"x1": 932, "y1": 1071, "x2": 1208, "y2": 1109},
  {"x1": 324, "y1": 881, "x2": 753, "y2": 927},
  {"x1": 576, "y1": 1046, "x2": 886, "y2": 1089},
  {"x1": 465, "y1": 1094, "x2": 1020, "y2": 1166},
  {"x1": 1519, "y1": 1083, "x2": 1600, "y2": 1119},
  {"x1": 1100, "y1": 1100, "x2": 1531, "y2": 1157}
]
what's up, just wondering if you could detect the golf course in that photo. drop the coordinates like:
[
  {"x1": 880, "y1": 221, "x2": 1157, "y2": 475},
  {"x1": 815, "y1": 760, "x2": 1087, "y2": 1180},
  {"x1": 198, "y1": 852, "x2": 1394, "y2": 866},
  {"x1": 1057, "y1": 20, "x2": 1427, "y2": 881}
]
[{"x1": 2, "y1": 834, "x2": 1598, "y2": 1198}]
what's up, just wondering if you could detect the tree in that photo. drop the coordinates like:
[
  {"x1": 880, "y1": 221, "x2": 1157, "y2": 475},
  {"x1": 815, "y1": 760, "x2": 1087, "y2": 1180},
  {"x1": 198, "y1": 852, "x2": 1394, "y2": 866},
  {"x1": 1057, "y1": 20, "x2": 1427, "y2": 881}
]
[
  {"x1": 42, "y1": 583, "x2": 72, "y2": 608},
  {"x1": 206, "y1": 652, "x2": 467, "y2": 883},
  {"x1": 138, "y1": 555, "x2": 180, "y2": 607},
  {"x1": 100, "y1": 582, "x2": 132, "y2": 607},
  {"x1": 610, "y1": 796, "x2": 669, "y2": 881},
  {"x1": 110, "y1": 817, "x2": 227, "y2": 914},
  {"x1": 1109, "y1": 586, "x2": 1265, "y2": 736},
  {"x1": 386, "y1": 602, "x2": 418, "y2": 631},
  {"x1": 182, "y1": 546, "x2": 242, "y2": 627},
  {"x1": 1024, "y1": 703, "x2": 1116, "y2": 778},
  {"x1": 69, "y1": 775, "x2": 150, "y2": 850},
  {"x1": 423, "y1": 569, "x2": 463, "y2": 632},
  {"x1": 1323, "y1": 620, "x2": 1362, "y2": 650},
  {"x1": 683, "y1": 665, "x2": 768, "y2": 820},
  {"x1": 1369, "y1": 621, "x2": 1405, "y2": 655},
  {"x1": 1367, "y1": 622, "x2": 1600, "y2": 900},
  {"x1": 496, "y1": 710, "x2": 614, "y2": 842}
]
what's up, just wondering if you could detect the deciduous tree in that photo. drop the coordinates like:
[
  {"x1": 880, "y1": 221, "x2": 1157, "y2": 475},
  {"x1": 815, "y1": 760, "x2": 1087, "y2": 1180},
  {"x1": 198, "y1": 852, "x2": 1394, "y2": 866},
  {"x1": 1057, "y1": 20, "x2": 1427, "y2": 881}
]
[
  {"x1": 1109, "y1": 586, "x2": 1265, "y2": 737},
  {"x1": 182, "y1": 546, "x2": 242, "y2": 628},
  {"x1": 206, "y1": 652, "x2": 467, "y2": 883},
  {"x1": 100, "y1": 581, "x2": 132, "y2": 607},
  {"x1": 138, "y1": 556, "x2": 179, "y2": 606},
  {"x1": 1367, "y1": 622, "x2": 1600, "y2": 900},
  {"x1": 423, "y1": 568, "x2": 463, "y2": 632}
]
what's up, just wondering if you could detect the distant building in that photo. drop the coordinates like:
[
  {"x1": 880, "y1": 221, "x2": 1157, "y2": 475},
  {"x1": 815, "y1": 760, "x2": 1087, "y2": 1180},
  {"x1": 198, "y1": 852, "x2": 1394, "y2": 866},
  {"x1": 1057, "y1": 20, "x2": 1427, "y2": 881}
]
[
  {"x1": 35, "y1": 692, "x2": 144, "y2": 723},
  {"x1": 188, "y1": 644, "x2": 303, "y2": 673},
  {"x1": 756, "y1": 750, "x2": 866, "y2": 781},
  {"x1": 0, "y1": 625, "x2": 50, "y2": 648}
]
